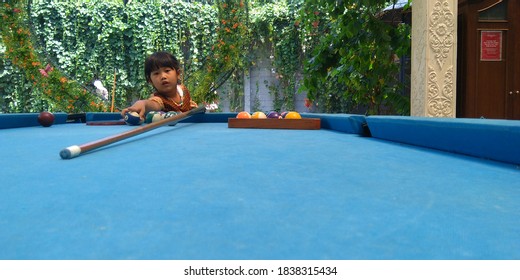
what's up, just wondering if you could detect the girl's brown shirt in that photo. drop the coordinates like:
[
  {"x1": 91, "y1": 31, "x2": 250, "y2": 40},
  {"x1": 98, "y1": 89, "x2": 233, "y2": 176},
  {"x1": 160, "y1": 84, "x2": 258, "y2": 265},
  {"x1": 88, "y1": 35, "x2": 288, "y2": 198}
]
[{"x1": 149, "y1": 84, "x2": 197, "y2": 112}]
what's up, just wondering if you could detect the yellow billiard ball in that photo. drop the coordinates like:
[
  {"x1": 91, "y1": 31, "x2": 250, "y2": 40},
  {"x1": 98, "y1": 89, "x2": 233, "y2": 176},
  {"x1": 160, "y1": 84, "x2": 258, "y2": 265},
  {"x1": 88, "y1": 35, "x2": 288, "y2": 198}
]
[
  {"x1": 251, "y1": 111, "x2": 267, "y2": 119},
  {"x1": 284, "y1": 111, "x2": 301, "y2": 119}
]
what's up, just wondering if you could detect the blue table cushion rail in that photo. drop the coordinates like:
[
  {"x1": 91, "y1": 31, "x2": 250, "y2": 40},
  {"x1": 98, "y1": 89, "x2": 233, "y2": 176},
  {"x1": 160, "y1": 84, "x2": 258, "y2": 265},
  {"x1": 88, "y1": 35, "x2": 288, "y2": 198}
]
[
  {"x1": 366, "y1": 116, "x2": 520, "y2": 166},
  {"x1": 2, "y1": 112, "x2": 519, "y2": 165}
]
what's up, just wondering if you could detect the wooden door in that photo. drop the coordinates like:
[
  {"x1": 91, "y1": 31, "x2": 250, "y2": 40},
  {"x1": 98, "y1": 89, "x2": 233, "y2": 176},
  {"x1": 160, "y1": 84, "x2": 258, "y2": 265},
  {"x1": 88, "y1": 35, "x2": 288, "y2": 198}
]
[{"x1": 457, "y1": 0, "x2": 520, "y2": 119}]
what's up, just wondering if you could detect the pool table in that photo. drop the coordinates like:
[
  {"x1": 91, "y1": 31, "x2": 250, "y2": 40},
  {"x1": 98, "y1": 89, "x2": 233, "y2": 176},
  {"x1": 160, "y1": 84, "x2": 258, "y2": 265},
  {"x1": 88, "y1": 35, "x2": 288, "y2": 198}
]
[{"x1": 0, "y1": 111, "x2": 519, "y2": 260}]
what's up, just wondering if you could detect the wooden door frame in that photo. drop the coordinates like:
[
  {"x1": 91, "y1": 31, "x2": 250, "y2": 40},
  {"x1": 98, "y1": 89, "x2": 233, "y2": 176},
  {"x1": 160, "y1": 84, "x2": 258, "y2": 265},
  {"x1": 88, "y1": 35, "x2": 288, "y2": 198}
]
[{"x1": 507, "y1": 0, "x2": 520, "y2": 118}]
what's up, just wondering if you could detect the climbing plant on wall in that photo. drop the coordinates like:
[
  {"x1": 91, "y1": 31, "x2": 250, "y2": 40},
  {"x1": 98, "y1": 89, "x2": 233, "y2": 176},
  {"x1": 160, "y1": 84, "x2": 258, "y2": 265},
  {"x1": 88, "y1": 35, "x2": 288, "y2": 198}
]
[
  {"x1": 28, "y1": 0, "x2": 219, "y2": 111},
  {"x1": 187, "y1": 0, "x2": 250, "y2": 111},
  {"x1": 250, "y1": 0, "x2": 303, "y2": 112},
  {"x1": 1, "y1": 0, "x2": 105, "y2": 113},
  {"x1": 1, "y1": 0, "x2": 309, "y2": 114},
  {"x1": 1, "y1": 0, "x2": 410, "y2": 115},
  {"x1": 0, "y1": 0, "x2": 220, "y2": 113},
  {"x1": 300, "y1": 0, "x2": 411, "y2": 114}
]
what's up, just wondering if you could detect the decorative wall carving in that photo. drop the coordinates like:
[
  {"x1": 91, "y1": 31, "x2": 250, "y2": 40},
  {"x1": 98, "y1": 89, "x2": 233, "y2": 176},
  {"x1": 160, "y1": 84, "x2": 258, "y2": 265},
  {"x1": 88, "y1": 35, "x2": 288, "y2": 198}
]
[
  {"x1": 428, "y1": 65, "x2": 454, "y2": 116},
  {"x1": 413, "y1": 0, "x2": 457, "y2": 117},
  {"x1": 429, "y1": 0, "x2": 455, "y2": 69}
]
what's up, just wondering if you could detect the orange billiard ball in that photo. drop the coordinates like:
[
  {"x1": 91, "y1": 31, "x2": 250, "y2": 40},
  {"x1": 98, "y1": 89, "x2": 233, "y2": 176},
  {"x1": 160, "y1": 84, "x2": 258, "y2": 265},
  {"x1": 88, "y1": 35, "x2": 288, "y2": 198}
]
[
  {"x1": 236, "y1": 111, "x2": 251, "y2": 119},
  {"x1": 38, "y1": 111, "x2": 55, "y2": 127}
]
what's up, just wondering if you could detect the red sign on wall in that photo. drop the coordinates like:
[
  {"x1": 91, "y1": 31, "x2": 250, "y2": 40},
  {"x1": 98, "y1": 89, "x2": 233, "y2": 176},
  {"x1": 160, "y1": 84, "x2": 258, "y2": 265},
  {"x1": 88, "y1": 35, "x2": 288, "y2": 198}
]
[{"x1": 480, "y1": 31, "x2": 503, "y2": 61}]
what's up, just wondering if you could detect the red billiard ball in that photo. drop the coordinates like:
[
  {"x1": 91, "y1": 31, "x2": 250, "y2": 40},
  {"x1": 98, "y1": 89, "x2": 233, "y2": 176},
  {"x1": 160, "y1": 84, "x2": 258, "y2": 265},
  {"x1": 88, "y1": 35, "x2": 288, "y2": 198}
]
[{"x1": 38, "y1": 111, "x2": 55, "y2": 127}]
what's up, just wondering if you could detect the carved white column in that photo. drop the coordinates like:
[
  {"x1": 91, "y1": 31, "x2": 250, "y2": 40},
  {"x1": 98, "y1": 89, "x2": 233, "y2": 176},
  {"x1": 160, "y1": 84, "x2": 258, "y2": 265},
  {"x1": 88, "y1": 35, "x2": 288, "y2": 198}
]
[{"x1": 411, "y1": 0, "x2": 457, "y2": 117}]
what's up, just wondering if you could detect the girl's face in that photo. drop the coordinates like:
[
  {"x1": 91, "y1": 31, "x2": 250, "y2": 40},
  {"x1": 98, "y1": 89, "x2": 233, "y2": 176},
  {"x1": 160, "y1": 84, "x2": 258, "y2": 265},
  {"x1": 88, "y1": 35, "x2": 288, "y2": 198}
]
[{"x1": 149, "y1": 66, "x2": 179, "y2": 96}]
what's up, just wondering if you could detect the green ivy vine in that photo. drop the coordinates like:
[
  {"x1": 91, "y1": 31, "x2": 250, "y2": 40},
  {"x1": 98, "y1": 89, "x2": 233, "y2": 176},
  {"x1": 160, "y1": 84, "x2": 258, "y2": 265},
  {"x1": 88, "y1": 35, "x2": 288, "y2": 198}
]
[
  {"x1": 1, "y1": 0, "x2": 221, "y2": 113},
  {"x1": 28, "y1": 0, "x2": 219, "y2": 111},
  {"x1": 250, "y1": 0, "x2": 302, "y2": 111},
  {"x1": 1, "y1": 0, "x2": 105, "y2": 113},
  {"x1": 300, "y1": 0, "x2": 411, "y2": 114},
  {"x1": 1, "y1": 0, "x2": 411, "y2": 115}
]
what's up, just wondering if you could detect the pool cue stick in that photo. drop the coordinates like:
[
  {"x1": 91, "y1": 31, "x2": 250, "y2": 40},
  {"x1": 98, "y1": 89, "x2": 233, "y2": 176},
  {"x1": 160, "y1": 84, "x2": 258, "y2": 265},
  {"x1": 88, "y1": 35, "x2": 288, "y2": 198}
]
[
  {"x1": 60, "y1": 105, "x2": 206, "y2": 159},
  {"x1": 110, "y1": 69, "x2": 116, "y2": 112},
  {"x1": 86, "y1": 119, "x2": 126, "y2": 126}
]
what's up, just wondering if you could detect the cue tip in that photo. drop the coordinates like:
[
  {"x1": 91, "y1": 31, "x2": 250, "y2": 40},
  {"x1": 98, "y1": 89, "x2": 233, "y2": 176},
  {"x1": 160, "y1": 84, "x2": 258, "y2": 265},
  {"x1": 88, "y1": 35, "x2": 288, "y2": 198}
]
[{"x1": 60, "y1": 145, "x2": 81, "y2": 159}]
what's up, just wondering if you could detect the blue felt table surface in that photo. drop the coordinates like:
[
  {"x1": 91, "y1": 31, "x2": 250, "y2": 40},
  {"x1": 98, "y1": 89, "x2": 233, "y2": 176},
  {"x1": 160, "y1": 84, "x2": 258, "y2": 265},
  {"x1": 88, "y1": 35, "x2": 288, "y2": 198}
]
[{"x1": 0, "y1": 122, "x2": 519, "y2": 260}]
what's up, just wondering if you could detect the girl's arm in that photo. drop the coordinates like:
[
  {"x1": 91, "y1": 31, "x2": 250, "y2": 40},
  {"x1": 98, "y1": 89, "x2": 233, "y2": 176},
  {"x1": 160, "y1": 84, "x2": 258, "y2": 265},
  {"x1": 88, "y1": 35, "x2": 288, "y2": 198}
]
[{"x1": 121, "y1": 99, "x2": 162, "y2": 119}]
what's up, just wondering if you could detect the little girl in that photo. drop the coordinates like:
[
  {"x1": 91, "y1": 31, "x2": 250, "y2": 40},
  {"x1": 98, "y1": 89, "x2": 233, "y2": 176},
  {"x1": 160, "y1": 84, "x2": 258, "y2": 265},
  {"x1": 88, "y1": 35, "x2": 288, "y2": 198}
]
[{"x1": 121, "y1": 51, "x2": 197, "y2": 120}]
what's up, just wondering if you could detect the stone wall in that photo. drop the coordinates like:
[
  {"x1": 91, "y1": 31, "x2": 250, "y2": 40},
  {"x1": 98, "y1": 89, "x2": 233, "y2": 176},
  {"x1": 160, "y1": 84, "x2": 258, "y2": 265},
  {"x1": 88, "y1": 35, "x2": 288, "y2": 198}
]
[{"x1": 216, "y1": 43, "x2": 308, "y2": 113}]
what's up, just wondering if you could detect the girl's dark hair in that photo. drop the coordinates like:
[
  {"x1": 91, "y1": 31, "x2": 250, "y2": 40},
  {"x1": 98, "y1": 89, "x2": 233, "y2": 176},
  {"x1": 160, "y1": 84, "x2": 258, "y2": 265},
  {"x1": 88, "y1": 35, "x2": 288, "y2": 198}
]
[{"x1": 144, "y1": 51, "x2": 180, "y2": 83}]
